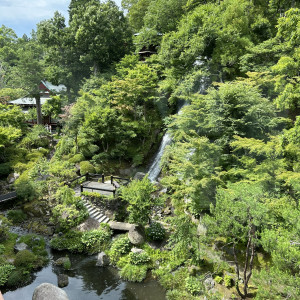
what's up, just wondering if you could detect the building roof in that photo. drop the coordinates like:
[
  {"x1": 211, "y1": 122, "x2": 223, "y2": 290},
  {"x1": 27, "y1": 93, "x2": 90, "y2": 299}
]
[
  {"x1": 41, "y1": 80, "x2": 67, "y2": 93},
  {"x1": 9, "y1": 96, "x2": 51, "y2": 106}
]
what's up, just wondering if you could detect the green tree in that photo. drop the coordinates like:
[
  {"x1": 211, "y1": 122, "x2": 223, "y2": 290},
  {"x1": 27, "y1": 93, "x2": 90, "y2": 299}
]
[
  {"x1": 70, "y1": 0, "x2": 132, "y2": 74},
  {"x1": 120, "y1": 176, "x2": 156, "y2": 225},
  {"x1": 205, "y1": 182, "x2": 268, "y2": 299}
]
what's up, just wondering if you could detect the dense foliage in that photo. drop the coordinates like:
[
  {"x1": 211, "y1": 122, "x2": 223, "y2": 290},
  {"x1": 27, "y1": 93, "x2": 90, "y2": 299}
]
[{"x1": 0, "y1": 0, "x2": 299, "y2": 298}]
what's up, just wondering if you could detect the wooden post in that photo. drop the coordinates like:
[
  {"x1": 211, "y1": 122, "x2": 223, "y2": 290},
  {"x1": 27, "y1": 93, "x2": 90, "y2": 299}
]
[
  {"x1": 111, "y1": 175, "x2": 113, "y2": 185},
  {"x1": 86, "y1": 173, "x2": 89, "y2": 181},
  {"x1": 102, "y1": 173, "x2": 105, "y2": 183},
  {"x1": 113, "y1": 189, "x2": 116, "y2": 198},
  {"x1": 80, "y1": 184, "x2": 83, "y2": 193}
]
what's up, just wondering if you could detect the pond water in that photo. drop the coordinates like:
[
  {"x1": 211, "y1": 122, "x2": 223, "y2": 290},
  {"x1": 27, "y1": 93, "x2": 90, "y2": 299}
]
[{"x1": 3, "y1": 227, "x2": 166, "y2": 300}]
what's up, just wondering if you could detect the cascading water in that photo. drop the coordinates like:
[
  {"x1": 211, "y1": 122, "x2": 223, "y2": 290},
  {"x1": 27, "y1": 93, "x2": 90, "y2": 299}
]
[
  {"x1": 147, "y1": 102, "x2": 189, "y2": 182},
  {"x1": 147, "y1": 74, "x2": 208, "y2": 182}
]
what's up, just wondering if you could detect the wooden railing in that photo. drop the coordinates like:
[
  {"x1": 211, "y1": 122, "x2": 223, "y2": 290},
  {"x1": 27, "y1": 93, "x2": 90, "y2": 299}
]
[{"x1": 68, "y1": 173, "x2": 131, "y2": 197}]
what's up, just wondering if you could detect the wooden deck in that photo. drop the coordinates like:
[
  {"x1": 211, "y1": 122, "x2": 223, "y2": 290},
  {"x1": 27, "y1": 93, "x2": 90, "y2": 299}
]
[{"x1": 81, "y1": 181, "x2": 115, "y2": 196}]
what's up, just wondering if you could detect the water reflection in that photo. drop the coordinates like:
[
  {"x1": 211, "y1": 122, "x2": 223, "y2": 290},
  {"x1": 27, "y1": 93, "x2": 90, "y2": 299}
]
[{"x1": 3, "y1": 249, "x2": 166, "y2": 300}]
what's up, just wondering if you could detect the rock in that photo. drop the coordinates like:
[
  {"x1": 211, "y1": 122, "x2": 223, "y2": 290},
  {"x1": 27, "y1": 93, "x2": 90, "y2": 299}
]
[
  {"x1": 55, "y1": 257, "x2": 70, "y2": 266},
  {"x1": 77, "y1": 218, "x2": 100, "y2": 232},
  {"x1": 109, "y1": 221, "x2": 133, "y2": 231},
  {"x1": 128, "y1": 224, "x2": 145, "y2": 245},
  {"x1": 119, "y1": 168, "x2": 136, "y2": 177},
  {"x1": 131, "y1": 247, "x2": 144, "y2": 254},
  {"x1": 133, "y1": 172, "x2": 146, "y2": 181},
  {"x1": 57, "y1": 274, "x2": 69, "y2": 288},
  {"x1": 204, "y1": 277, "x2": 215, "y2": 290},
  {"x1": 32, "y1": 283, "x2": 69, "y2": 300},
  {"x1": 96, "y1": 252, "x2": 109, "y2": 267},
  {"x1": 104, "y1": 209, "x2": 114, "y2": 220},
  {"x1": 14, "y1": 242, "x2": 29, "y2": 253},
  {"x1": 7, "y1": 173, "x2": 20, "y2": 184}
]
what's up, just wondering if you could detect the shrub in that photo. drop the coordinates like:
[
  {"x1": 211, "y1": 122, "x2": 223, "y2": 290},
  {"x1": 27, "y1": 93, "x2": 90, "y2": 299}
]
[
  {"x1": 69, "y1": 153, "x2": 85, "y2": 164},
  {"x1": 7, "y1": 210, "x2": 27, "y2": 224},
  {"x1": 128, "y1": 252, "x2": 150, "y2": 265},
  {"x1": 14, "y1": 250, "x2": 43, "y2": 271},
  {"x1": 51, "y1": 202, "x2": 88, "y2": 231},
  {"x1": 214, "y1": 275, "x2": 223, "y2": 284},
  {"x1": 119, "y1": 264, "x2": 148, "y2": 282},
  {"x1": 80, "y1": 161, "x2": 96, "y2": 175},
  {"x1": 0, "y1": 162, "x2": 11, "y2": 177},
  {"x1": 224, "y1": 275, "x2": 233, "y2": 288},
  {"x1": 120, "y1": 176, "x2": 156, "y2": 225},
  {"x1": 81, "y1": 229, "x2": 111, "y2": 254},
  {"x1": 146, "y1": 222, "x2": 166, "y2": 241},
  {"x1": 0, "y1": 245, "x2": 5, "y2": 255},
  {"x1": 0, "y1": 264, "x2": 15, "y2": 286},
  {"x1": 6, "y1": 269, "x2": 30, "y2": 287},
  {"x1": 63, "y1": 257, "x2": 71, "y2": 270},
  {"x1": 0, "y1": 216, "x2": 11, "y2": 242},
  {"x1": 50, "y1": 231, "x2": 85, "y2": 253},
  {"x1": 108, "y1": 236, "x2": 132, "y2": 265},
  {"x1": 18, "y1": 234, "x2": 47, "y2": 257},
  {"x1": 185, "y1": 276, "x2": 203, "y2": 295}
]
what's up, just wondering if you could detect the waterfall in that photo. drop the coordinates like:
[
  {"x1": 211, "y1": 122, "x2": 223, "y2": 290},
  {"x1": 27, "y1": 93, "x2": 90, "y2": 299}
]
[
  {"x1": 147, "y1": 72, "x2": 208, "y2": 182},
  {"x1": 147, "y1": 103, "x2": 187, "y2": 182}
]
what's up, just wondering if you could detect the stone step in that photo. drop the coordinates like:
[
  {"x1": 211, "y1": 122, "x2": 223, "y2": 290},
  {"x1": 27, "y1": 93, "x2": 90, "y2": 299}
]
[{"x1": 81, "y1": 199, "x2": 110, "y2": 224}]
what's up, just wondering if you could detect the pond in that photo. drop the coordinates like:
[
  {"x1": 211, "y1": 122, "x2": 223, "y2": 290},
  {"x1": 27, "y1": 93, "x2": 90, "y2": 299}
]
[{"x1": 3, "y1": 227, "x2": 166, "y2": 300}]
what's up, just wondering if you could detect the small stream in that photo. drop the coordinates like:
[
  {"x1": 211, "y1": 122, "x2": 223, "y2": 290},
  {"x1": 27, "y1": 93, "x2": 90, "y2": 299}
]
[{"x1": 3, "y1": 227, "x2": 166, "y2": 300}]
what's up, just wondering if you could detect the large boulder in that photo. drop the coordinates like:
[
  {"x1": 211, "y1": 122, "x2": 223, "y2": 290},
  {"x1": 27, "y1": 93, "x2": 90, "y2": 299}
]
[
  {"x1": 14, "y1": 242, "x2": 29, "y2": 253},
  {"x1": 57, "y1": 274, "x2": 69, "y2": 288},
  {"x1": 96, "y1": 252, "x2": 109, "y2": 267},
  {"x1": 54, "y1": 257, "x2": 69, "y2": 266},
  {"x1": 109, "y1": 221, "x2": 133, "y2": 231},
  {"x1": 128, "y1": 224, "x2": 145, "y2": 245},
  {"x1": 32, "y1": 283, "x2": 69, "y2": 300},
  {"x1": 133, "y1": 172, "x2": 146, "y2": 181},
  {"x1": 77, "y1": 218, "x2": 100, "y2": 232},
  {"x1": 7, "y1": 173, "x2": 20, "y2": 184}
]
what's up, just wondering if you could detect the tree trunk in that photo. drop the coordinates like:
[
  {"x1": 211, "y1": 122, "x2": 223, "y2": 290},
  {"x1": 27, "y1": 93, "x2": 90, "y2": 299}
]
[{"x1": 35, "y1": 95, "x2": 43, "y2": 125}]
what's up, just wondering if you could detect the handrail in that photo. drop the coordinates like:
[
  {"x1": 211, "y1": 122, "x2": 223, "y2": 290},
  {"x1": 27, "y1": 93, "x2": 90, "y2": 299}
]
[{"x1": 80, "y1": 184, "x2": 116, "y2": 197}]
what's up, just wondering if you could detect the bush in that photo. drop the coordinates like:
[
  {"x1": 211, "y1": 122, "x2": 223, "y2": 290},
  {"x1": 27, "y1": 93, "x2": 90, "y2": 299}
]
[
  {"x1": 0, "y1": 162, "x2": 11, "y2": 177},
  {"x1": 69, "y1": 153, "x2": 85, "y2": 164},
  {"x1": 224, "y1": 275, "x2": 233, "y2": 288},
  {"x1": 50, "y1": 231, "x2": 85, "y2": 253},
  {"x1": 108, "y1": 236, "x2": 132, "y2": 265},
  {"x1": 14, "y1": 250, "x2": 43, "y2": 271},
  {"x1": 6, "y1": 269, "x2": 30, "y2": 287},
  {"x1": 17, "y1": 234, "x2": 47, "y2": 257},
  {"x1": 0, "y1": 216, "x2": 11, "y2": 242},
  {"x1": 120, "y1": 176, "x2": 156, "y2": 225},
  {"x1": 0, "y1": 264, "x2": 15, "y2": 286},
  {"x1": 81, "y1": 229, "x2": 111, "y2": 254},
  {"x1": 80, "y1": 161, "x2": 96, "y2": 175},
  {"x1": 119, "y1": 264, "x2": 148, "y2": 282},
  {"x1": 185, "y1": 276, "x2": 203, "y2": 295},
  {"x1": 63, "y1": 257, "x2": 71, "y2": 270},
  {"x1": 146, "y1": 222, "x2": 166, "y2": 241},
  {"x1": 51, "y1": 201, "x2": 88, "y2": 231},
  {"x1": 214, "y1": 275, "x2": 223, "y2": 284},
  {"x1": 0, "y1": 245, "x2": 5, "y2": 255},
  {"x1": 128, "y1": 252, "x2": 150, "y2": 265},
  {"x1": 7, "y1": 210, "x2": 27, "y2": 224}
]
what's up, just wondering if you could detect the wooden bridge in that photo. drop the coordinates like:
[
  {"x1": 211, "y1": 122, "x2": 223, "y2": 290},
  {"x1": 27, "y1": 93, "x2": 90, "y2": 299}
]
[{"x1": 0, "y1": 191, "x2": 17, "y2": 203}]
